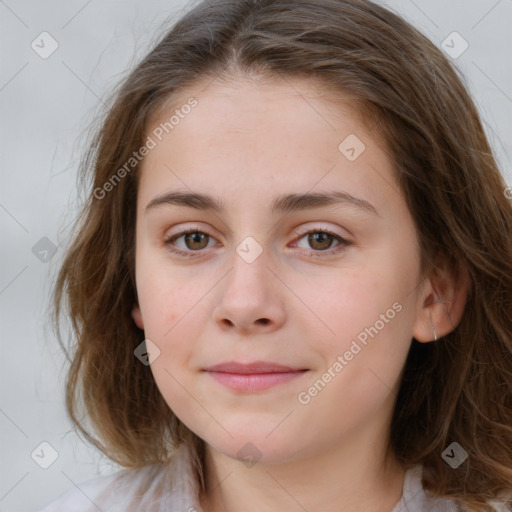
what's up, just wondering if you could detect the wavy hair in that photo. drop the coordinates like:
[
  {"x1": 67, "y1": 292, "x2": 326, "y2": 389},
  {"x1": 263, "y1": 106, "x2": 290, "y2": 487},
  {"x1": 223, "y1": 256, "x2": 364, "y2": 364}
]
[{"x1": 52, "y1": 0, "x2": 512, "y2": 510}]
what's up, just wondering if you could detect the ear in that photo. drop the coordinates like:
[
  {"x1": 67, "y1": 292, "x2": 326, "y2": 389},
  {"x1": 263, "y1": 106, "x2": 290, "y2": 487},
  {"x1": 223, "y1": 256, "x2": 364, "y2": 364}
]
[
  {"x1": 131, "y1": 303, "x2": 145, "y2": 330},
  {"x1": 412, "y1": 257, "x2": 471, "y2": 343}
]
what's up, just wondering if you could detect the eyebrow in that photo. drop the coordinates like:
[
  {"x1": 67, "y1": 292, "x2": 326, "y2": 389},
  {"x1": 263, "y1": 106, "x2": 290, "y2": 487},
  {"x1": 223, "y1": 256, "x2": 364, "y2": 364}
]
[{"x1": 145, "y1": 190, "x2": 379, "y2": 216}]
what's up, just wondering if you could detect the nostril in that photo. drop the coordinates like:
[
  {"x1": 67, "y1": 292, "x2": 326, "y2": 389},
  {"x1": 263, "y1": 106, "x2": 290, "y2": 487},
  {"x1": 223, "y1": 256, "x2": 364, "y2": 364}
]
[{"x1": 257, "y1": 318, "x2": 270, "y2": 325}]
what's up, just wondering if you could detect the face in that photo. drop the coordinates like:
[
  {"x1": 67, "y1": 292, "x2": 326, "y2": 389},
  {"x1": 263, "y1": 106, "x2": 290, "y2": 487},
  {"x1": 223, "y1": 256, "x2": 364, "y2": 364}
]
[{"x1": 131, "y1": 75, "x2": 428, "y2": 465}]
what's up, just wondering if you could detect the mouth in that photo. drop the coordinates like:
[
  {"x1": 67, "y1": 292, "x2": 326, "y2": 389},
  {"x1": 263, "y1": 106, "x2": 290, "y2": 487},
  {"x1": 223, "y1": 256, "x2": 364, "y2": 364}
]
[{"x1": 202, "y1": 361, "x2": 310, "y2": 392}]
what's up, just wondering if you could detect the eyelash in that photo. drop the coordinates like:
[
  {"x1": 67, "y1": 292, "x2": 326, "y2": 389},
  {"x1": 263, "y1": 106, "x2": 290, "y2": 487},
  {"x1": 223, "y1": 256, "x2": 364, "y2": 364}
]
[{"x1": 163, "y1": 226, "x2": 352, "y2": 259}]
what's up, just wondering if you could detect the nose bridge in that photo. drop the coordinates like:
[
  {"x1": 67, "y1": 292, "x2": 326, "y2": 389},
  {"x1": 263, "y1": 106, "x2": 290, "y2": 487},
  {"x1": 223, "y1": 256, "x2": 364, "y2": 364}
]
[
  {"x1": 226, "y1": 234, "x2": 273, "y2": 293},
  {"x1": 215, "y1": 198, "x2": 283, "y2": 294}
]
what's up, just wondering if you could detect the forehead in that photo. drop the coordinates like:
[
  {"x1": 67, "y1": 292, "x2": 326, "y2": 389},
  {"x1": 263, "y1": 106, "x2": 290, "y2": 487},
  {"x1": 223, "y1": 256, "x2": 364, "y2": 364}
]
[
  {"x1": 137, "y1": 74, "x2": 396, "y2": 217},
  {"x1": 147, "y1": 72, "x2": 371, "y2": 136}
]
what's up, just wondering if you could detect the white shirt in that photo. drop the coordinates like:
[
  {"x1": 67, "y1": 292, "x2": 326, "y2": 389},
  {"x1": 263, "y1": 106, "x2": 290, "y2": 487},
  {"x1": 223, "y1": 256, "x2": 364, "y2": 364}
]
[{"x1": 37, "y1": 442, "x2": 508, "y2": 512}]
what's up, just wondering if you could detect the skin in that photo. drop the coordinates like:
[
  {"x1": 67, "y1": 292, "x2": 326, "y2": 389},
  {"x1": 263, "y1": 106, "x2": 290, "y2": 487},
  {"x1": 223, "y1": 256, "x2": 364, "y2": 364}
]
[{"x1": 131, "y1": 73, "x2": 468, "y2": 512}]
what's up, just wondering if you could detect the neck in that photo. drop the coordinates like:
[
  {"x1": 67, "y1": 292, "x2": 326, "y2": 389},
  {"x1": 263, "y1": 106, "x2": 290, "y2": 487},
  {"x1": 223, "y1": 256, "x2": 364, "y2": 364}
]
[{"x1": 198, "y1": 435, "x2": 406, "y2": 512}]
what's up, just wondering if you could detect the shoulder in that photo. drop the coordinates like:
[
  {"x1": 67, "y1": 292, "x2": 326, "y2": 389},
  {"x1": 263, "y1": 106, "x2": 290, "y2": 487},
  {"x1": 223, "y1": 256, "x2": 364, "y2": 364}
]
[
  {"x1": 37, "y1": 443, "x2": 204, "y2": 512},
  {"x1": 390, "y1": 464, "x2": 459, "y2": 512},
  {"x1": 487, "y1": 495, "x2": 512, "y2": 512},
  {"x1": 393, "y1": 464, "x2": 511, "y2": 512},
  {"x1": 37, "y1": 470, "x2": 131, "y2": 511}
]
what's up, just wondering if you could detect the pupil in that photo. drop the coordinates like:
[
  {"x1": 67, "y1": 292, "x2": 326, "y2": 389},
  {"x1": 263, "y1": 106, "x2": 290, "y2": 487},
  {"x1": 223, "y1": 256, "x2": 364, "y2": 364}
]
[
  {"x1": 187, "y1": 232, "x2": 207, "y2": 249},
  {"x1": 309, "y1": 233, "x2": 331, "y2": 250}
]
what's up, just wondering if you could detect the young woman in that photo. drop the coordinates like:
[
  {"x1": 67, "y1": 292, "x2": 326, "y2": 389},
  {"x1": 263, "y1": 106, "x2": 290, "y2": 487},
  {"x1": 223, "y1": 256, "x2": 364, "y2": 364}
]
[{"x1": 41, "y1": 1, "x2": 512, "y2": 510}]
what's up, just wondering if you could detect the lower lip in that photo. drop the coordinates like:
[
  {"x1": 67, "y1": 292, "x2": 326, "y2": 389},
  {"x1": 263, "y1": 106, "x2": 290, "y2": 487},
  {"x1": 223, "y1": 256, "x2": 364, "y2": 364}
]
[{"x1": 205, "y1": 371, "x2": 308, "y2": 392}]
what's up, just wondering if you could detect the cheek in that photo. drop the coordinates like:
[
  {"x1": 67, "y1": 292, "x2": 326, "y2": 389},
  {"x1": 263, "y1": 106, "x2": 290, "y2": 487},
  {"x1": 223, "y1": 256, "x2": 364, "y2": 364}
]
[
  {"x1": 136, "y1": 263, "x2": 212, "y2": 371},
  {"x1": 307, "y1": 268, "x2": 392, "y2": 342},
  {"x1": 135, "y1": 250, "x2": 199, "y2": 333},
  {"x1": 307, "y1": 257, "x2": 415, "y2": 377},
  {"x1": 295, "y1": 273, "x2": 412, "y2": 440}
]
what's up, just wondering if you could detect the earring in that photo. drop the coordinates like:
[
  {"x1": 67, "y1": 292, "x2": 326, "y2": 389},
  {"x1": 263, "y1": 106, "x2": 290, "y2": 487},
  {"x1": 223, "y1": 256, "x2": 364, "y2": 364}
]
[{"x1": 430, "y1": 310, "x2": 438, "y2": 341}]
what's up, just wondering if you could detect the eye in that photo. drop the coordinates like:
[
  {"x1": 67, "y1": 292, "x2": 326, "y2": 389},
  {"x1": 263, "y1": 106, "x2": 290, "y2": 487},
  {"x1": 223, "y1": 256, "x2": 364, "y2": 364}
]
[
  {"x1": 164, "y1": 227, "x2": 217, "y2": 258},
  {"x1": 163, "y1": 226, "x2": 352, "y2": 259},
  {"x1": 293, "y1": 228, "x2": 352, "y2": 256}
]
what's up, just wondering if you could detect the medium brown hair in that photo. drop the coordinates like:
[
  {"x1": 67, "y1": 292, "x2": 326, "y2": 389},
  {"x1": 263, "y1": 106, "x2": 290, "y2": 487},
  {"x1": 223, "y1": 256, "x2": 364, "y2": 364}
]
[{"x1": 52, "y1": 0, "x2": 512, "y2": 509}]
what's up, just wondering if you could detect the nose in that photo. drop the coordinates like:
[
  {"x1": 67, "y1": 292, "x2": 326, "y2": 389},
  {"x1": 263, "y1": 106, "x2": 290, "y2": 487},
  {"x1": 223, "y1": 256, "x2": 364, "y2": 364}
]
[{"x1": 211, "y1": 246, "x2": 286, "y2": 335}]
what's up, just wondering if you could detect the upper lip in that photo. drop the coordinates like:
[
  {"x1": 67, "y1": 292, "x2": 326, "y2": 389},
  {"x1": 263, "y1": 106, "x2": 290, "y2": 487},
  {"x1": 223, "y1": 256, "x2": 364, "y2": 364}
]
[{"x1": 203, "y1": 361, "x2": 308, "y2": 374}]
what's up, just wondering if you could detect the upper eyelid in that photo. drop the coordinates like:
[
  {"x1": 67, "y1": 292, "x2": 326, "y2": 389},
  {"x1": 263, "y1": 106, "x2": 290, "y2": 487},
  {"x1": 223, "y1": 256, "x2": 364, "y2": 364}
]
[{"x1": 165, "y1": 224, "x2": 349, "y2": 241}]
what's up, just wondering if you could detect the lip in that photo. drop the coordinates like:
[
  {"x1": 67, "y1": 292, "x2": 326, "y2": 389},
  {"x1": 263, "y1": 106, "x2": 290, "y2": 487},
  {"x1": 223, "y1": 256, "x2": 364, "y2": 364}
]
[
  {"x1": 203, "y1": 361, "x2": 308, "y2": 373},
  {"x1": 202, "y1": 361, "x2": 309, "y2": 392}
]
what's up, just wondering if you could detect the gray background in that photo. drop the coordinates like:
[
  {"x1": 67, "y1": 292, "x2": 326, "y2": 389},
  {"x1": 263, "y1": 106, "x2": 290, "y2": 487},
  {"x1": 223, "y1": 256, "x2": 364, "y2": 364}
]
[{"x1": 1, "y1": 0, "x2": 511, "y2": 510}]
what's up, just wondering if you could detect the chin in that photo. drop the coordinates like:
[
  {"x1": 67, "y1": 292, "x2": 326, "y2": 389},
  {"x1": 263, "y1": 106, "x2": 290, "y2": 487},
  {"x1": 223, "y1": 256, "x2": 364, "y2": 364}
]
[{"x1": 204, "y1": 430, "x2": 302, "y2": 466}]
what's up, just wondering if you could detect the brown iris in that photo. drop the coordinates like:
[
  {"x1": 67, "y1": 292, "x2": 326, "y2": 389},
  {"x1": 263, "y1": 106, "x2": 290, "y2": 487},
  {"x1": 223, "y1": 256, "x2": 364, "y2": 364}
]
[
  {"x1": 307, "y1": 232, "x2": 335, "y2": 251},
  {"x1": 183, "y1": 232, "x2": 209, "y2": 250}
]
